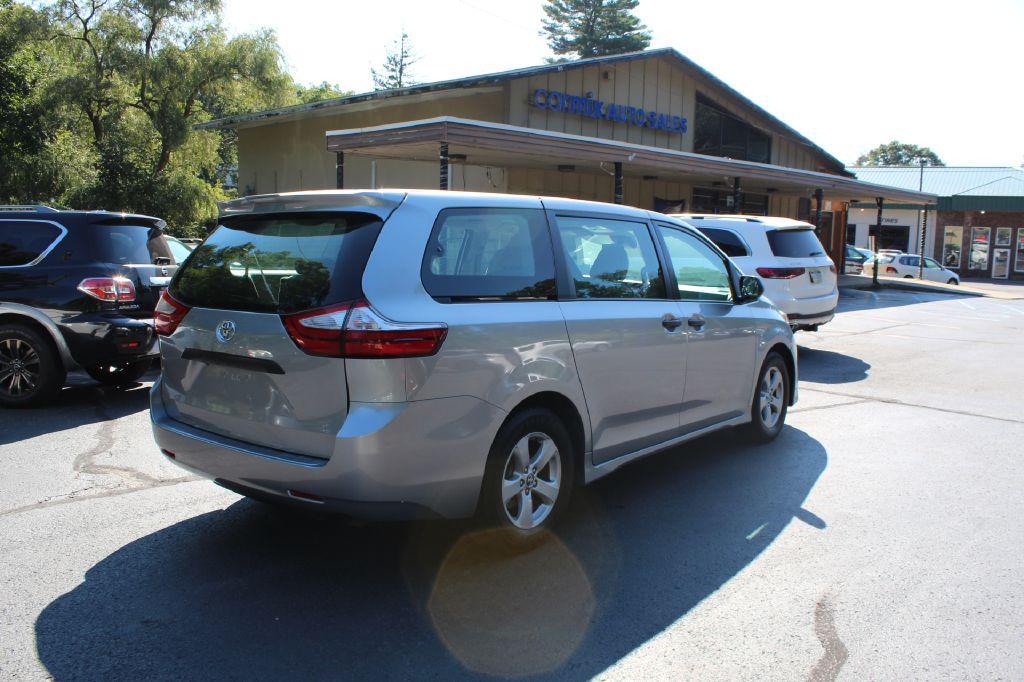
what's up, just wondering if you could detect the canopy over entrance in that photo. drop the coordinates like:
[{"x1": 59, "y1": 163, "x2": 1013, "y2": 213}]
[{"x1": 325, "y1": 117, "x2": 937, "y2": 207}]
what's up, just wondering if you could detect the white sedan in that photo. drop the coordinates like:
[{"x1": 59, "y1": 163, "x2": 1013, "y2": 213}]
[{"x1": 866, "y1": 253, "x2": 960, "y2": 285}]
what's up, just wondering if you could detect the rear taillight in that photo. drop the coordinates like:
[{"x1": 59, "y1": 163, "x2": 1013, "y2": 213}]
[
  {"x1": 282, "y1": 299, "x2": 447, "y2": 359},
  {"x1": 755, "y1": 267, "x2": 806, "y2": 279},
  {"x1": 154, "y1": 290, "x2": 190, "y2": 336},
  {"x1": 77, "y1": 276, "x2": 136, "y2": 302}
]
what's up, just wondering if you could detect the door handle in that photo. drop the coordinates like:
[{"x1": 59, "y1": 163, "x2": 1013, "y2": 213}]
[
  {"x1": 661, "y1": 314, "x2": 684, "y2": 331},
  {"x1": 687, "y1": 314, "x2": 706, "y2": 330}
]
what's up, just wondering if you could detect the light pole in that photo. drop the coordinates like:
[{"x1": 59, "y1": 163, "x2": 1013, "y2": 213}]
[{"x1": 918, "y1": 159, "x2": 926, "y2": 279}]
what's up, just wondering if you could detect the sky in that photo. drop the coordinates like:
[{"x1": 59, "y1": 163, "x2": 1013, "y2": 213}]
[{"x1": 222, "y1": 0, "x2": 1024, "y2": 167}]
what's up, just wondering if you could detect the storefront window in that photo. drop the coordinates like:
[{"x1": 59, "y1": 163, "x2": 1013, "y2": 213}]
[
  {"x1": 995, "y1": 227, "x2": 1012, "y2": 247},
  {"x1": 942, "y1": 226, "x2": 963, "y2": 269},
  {"x1": 1015, "y1": 229, "x2": 1024, "y2": 274},
  {"x1": 969, "y1": 226, "x2": 990, "y2": 270},
  {"x1": 691, "y1": 188, "x2": 769, "y2": 215}
]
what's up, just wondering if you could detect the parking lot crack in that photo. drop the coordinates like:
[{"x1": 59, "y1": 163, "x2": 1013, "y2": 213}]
[{"x1": 801, "y1": 387, "x2": 1024, "y2": 425}]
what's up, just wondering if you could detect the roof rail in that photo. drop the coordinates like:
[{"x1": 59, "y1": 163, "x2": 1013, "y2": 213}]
[{"x1": 0, "y1": 204, "x2": 59, "y2": 213}]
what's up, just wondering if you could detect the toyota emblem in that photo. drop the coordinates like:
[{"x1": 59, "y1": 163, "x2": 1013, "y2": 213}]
[{"x1": 216, "y1": 320, "x2": 236, "y2": 343}]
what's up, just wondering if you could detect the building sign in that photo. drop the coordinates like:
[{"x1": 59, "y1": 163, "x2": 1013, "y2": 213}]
[{"x1": 532, "y1": 88, "x2": 687, "y2": 134}]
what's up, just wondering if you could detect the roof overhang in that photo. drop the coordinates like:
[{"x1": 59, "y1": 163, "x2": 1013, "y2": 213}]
[{"x1": 326, "y1": 117, "x2": 937, "y2": 205}]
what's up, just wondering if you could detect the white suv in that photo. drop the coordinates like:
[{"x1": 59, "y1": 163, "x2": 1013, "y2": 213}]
[{"x1": 671, "y1": 214, "x2": 838, "y2": 331}]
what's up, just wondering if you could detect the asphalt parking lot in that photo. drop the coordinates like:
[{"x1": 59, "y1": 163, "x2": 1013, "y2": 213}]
[{"x1": 2, "y1": 287, "x2": 1022, "y2": 681}]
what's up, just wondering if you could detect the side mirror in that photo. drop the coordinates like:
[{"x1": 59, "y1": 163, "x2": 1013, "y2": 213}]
[{"x1": 738, "y1": 275, "x2": 763, "y2": 303}]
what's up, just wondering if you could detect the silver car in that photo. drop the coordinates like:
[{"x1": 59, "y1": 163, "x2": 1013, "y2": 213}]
[{"x1": 150, "y1": 190, "x2": 797, "y2": 540}]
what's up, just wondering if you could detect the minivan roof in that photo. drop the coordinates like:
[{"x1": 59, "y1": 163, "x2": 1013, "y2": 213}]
[
  {"x1": 671, "y1": 214, "x2": 816, "y2": 230},
  {"x1": 218, "y1": 189, "x2": 654, "y2": 220}
]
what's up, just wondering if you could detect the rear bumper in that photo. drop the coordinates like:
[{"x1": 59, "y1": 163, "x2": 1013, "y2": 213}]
[
  {"x1": 765, "y1": 288, "x2": 838, "y2": 329},
  {"x1": 61, "y1": 313, "x2": 158, "y2": 368},
  {"x1": 150, "y1": 377, "x2": 506, "y2": 520}
]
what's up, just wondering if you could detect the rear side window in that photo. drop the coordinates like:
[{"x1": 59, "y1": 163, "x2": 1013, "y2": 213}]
[
  {"x1": 766, "y1": 229, "x2": 825, "y2": 258},
  {"x1": 699, "y1": 227, "x2": 748, "y2": 258},
  {"x1": 422, "y1": 208, "x2": 556, "y2": 301},
  {"x1": 170, "y1": 212, "x2": 382, "y2": 314},
  {"x1": 91, "y1": 224, "x2": 173, "y2": 264},
  {"x1": 554, "y1": 215, "x2": 666, "y2": 299},
  {"x1": 0, "y1": 220, "x2": 63, "y2": 267}
]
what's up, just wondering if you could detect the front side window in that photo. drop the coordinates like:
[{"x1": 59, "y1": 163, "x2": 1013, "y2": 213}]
[
  {"x1": 924, "y1": 258, "x2": 941, "y2": 269},
  {"x1": 422, "y1": 208, "x2": 556, "y2": 301},
  {"x1": 0, "y1": 221, "x2": 63, "y2": 267},
  {"x1": 699, "y1": 227, "x2": 748, "y2": 258},
  {"x1": 553, "y1": 216, "x2": 665, "y2": 300},
  {"x1": 658, "y1": 226, "x2": 733, "y2": 302}
]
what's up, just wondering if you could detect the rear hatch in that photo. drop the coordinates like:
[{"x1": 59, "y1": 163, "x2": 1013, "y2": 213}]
[
  {"x1": 160, "y1": 208, "x2": 386, "y2": 458},
  {"x1": 765, "y1": 227, "x2": 836, "y2": 300},
  {"x1": 89, "y1": 220, "x2": 179, "y2": 318}
]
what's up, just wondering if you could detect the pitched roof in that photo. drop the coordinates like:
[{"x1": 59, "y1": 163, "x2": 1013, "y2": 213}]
[
  {"x1": 847, "y1": 166, "x2": 1024, "y2": 198},
  {"x1": 198, "y1": 47, "x2": 847, "y2": 174}
]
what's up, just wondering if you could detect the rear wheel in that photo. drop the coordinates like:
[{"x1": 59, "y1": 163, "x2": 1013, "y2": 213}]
[
  {"x1": 947, "y1": 278, "x2": 958, "y2": 285},
  {"x1": 903, "y1": 275, "x2": 914, "y2": 279},
  {"x1": 0, "y1": 324, "x2": 65, "y2": 408},
  {"x1": 87, "y1": 359, "x2": 152, "y2": 386},
  {"x1": 744, "y1": 352, "x2": 789, "y2": 443},
  {"x1": 480, "y1": 408, "x2": 575, "y2": 545}
]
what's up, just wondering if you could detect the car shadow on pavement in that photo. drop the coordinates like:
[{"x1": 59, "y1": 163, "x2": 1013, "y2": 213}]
[
  {"x1": 797, "y1": 346, "x2": 871, "y2": 384},
  {"x1": 0, "y1": 371, "x2": 156, "y2": 446},
  {"x1": 34, "y1": 426, "x2": 827, "y2": 681}
]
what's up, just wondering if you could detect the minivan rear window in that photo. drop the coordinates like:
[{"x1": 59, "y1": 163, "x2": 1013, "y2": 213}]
[
  {"x1": 170, "y1": 212, "x2": 382, "y2": 314},
  {"x1": 766, "y1": 229, "x2": 825, "y2": 258}
]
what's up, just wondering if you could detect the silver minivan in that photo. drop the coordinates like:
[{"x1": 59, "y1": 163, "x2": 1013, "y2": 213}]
[{"x1": 150, "y1": 190, "x2": 797, "y2": 539}]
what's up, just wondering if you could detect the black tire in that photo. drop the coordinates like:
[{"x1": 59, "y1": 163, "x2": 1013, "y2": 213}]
[
  {"x1": 903, "y1": 275, "x2": 914, "y2": 279},
  {"x1": 0, "y1": 323, "x2": 66, "y2": 408},
  {"x1": 947, "y1": 278, "x2": 958, "y2": 285},
  {"x1": 479, "y1": 408, "x2": 576, "y2": 545},
  {"x1": 86, "y1": 359, "x2": 152, "y2": 386},
  {"x1": 743, "y1": 352, "x2": 790, "y2": 444}
]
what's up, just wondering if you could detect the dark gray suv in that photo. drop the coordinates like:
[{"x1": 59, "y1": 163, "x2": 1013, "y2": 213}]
[{"x1": 150, "y1": 190, "x2": 796, "y2": 539}]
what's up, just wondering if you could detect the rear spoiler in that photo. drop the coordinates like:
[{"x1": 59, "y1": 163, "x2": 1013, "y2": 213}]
[
  {"x1": 219, "y1": 190, "x2": 406, "y2": 220},
  {"x1": 88, "y1": 213, "x2": 167, "y2": 232}
]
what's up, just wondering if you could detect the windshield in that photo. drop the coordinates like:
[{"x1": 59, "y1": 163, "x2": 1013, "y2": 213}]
[
  {"x1": 170, "y1": 212, "x2": 382, "y2": 314},
  {"x1": 766, "y1": 229, "x2": 825, "y2": 258}
]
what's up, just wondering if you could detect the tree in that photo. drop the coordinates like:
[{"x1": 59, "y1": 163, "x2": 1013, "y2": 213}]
[
  {"x1": 295, "y1": 81, "x2": 351, "y2": 104},
  {"x1": 541, "y1": 0, "x2": 651, "y2": 59},
  {"x1": 855, "y1": 141, "x2": 945, "y2": 167},
  {"x1": 371, "y1": 31, "x2": 417, "y2": 90}
]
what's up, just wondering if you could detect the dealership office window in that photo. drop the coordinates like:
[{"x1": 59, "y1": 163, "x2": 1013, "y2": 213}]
[
  {"x1": 691, "y1": 188, "x2": 769, "y2": 215},
  {"x1": 969, "y1": 226, "x2": 990, "y2": 270},
  {"x1": 693, "y1": 93, "x2": 771, "y2": 164},
  {"x1": 942, "y1": 226, "x2": 963, "y2": 268},
  {"x1": 1015, "y1": 229, "x2": 1024, "y2": 273}
]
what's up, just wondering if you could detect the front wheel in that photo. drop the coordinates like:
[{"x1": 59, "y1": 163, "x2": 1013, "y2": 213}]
[
  {"x1": 947, "y1": 278, "x2": 959, "y2": 285},
  {"x1": 480, "y1": 408, "x2": 576, "y2": 544},
  {"x1": 903, "y1": 275, "x2": 914, "y2": 279},
  {"x1": 86, "y1": 359, "x2": 152, "y2": 386},
  {"x1": 744, "y1": 353, "x2": 790, "y2": 443}
]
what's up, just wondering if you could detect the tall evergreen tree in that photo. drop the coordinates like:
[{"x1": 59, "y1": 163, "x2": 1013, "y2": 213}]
[
  {"x1": 541, "y1": 0, "x2": 651, "y2": 59},
  {"x1": 371, "y1": 31, "x2": 418, "y2": 91}
]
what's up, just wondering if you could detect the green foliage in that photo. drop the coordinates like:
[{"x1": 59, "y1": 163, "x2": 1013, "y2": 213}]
[
  {"x1": 295, "y1": 81, "x2": 352, "y2": 104},
  {"x1": 372, "y1": 31, "x2": 418, "y2": 90},
  {"x1": 541, "y1": 0, "x2": 651, "y2": 59},
  {"x1": 0, "y1": 0, "x2": 302, "y2": 235},
  {"x1": 856, "y1": 141, "x2": 945, "y2": 167}
]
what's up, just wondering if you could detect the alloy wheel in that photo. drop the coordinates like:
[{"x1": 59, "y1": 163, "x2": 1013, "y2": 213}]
[
  {"x1": 758, "y1": 366, "x2": 784, "y2": 429},
  {"x1": 0, "y1": 338, "x2": 41, "y2": 398},
  {"x1": 501, "y1": 432, "x2": 561, "y2": 530}
]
